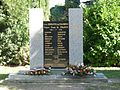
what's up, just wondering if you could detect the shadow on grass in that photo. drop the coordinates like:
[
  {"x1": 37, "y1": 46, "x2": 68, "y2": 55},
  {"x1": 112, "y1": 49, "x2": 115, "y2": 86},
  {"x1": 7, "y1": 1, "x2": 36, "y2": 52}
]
[{"x1": 0, "y1": 74, "x2": 8, "y2": 80}]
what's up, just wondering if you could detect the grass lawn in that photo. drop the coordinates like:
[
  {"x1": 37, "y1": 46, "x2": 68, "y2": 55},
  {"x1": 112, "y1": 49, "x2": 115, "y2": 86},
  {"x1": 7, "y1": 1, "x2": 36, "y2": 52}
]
[
  {"x1": 97, "y1": 70, "x2": 120, "y2": 78},
  {"x1": 0, "y1": 74, "x2": 8, "y2": 80}
]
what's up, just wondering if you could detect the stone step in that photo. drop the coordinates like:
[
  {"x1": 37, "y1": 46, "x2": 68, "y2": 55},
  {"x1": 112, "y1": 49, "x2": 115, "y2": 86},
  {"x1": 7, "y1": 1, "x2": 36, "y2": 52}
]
[{"x1": 4, "y1": 73, "x2": 108, "y2": 83}]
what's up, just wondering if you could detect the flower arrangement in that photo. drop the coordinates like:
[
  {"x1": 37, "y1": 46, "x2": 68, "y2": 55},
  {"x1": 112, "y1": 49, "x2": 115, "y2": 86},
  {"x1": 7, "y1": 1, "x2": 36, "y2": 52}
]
[
  {"x1": 25, "y1": 68, "x2": 51, "y2": 75},
  {"x1": 62, "y1": 64, "x2": 96, "y2": 76}
]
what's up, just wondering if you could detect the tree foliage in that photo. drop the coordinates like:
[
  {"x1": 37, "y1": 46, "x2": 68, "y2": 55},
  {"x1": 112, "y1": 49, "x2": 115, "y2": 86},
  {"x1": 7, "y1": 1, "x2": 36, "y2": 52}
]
[
  {"x1": 0, "y1": 0, "x2": 29, "y2": 66},
  {"x1": 50, "y1": 6, "x2": 66, "y2": 21},
  {"x1": 65, "y1": 0, "x2": 80, "y2": 8},
  {"x1": 0, "y1": 0, "x2": 9, "y2": 32},
  {"x1": 50, "y1": 0, "x2": 80, "y2": 21},
  {"x1": 0, "y1": 0, "x2": 49, "y2": 66},
  {"x1": 84, "y1": 0, "x2": 120, "y2": 66},
  {"x1": 30, "y1": 0, "x2": 49, "y2": 20},
  {"x1": 50, "y1": 0, "x2": 120, "y2": 66}
]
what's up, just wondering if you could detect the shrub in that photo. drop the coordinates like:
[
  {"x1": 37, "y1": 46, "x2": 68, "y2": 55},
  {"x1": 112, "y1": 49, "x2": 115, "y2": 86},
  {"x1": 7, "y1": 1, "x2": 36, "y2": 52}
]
[
  {"x1": 0, "y1": 0, "x2": 49, "y2": 66},
  {"x1": 83, "y1": 0, "x2": 120, "y2": 66}
]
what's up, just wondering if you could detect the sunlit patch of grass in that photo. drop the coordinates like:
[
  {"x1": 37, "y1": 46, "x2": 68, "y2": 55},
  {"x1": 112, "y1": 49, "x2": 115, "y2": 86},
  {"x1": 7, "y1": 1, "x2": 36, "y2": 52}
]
[{"x1": 0, "y1": 66, "x2": 29, "y2": 74}]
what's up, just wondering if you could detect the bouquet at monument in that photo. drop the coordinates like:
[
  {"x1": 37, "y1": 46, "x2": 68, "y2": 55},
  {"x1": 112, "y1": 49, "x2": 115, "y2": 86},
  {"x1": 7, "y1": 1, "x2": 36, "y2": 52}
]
[
  {"x1": 62, "y1": 64, "x2": 96, "y2": 76},
  {"x1": 25, "y1": 67, "x2": 51, "y2": 75}
]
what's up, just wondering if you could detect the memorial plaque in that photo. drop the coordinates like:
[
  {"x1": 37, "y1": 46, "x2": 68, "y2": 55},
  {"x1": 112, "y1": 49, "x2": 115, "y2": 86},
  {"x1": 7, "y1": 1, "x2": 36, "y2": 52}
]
[{"x1": 43, "y1": 21, "x2": 69, "y2": 68}]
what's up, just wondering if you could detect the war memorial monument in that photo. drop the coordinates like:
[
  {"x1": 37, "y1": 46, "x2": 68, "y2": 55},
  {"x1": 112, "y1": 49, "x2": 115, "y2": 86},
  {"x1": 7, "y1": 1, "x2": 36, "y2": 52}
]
[{"x1": 6, "y1": 8, "x2": 108, "y2": 83}]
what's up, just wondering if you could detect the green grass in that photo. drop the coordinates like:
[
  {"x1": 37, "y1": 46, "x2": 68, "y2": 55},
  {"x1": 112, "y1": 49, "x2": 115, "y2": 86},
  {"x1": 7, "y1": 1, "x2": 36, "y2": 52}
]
[
  {"x1": 0, "y1": 74, "x2": 8, "y2": 80},
  {"x1": 97, "y1": 70, "x2": 120, "y2": 78}
]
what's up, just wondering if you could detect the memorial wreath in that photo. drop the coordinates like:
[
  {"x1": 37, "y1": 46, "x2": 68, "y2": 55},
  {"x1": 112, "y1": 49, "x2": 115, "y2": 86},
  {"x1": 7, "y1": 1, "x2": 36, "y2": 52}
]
[
  {"x1": 62, "y1": 64, "x2": 96, "y2": 76},
  {"x1": 25, "y1": 68, "x2": 51, "y2": 75}
]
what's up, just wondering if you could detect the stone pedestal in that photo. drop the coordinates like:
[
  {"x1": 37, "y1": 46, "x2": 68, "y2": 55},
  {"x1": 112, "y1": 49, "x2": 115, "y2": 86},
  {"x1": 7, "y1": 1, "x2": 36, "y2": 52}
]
[
  {"x1": 69, "y1": 8, "x2": 83, "y2": 65},
  {"x1": 29, "y1": 8, "x2": 43, "y2": 69},
  {"x1": 6, "y1": 73, "x2": 108, "y2": 83},
  {"x1": 29, "y1": 8, "x2": 83, "y2": 69}
]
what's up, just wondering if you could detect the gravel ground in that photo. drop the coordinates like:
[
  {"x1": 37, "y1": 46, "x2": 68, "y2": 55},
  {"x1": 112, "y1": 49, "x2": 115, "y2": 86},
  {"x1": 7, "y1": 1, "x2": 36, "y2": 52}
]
[
  {"x1": 0, "y1": 82, "x2": 120, "y2": 90},
  {"x1": 0, "y1": 78, "x2": 120, "y2": 90}
]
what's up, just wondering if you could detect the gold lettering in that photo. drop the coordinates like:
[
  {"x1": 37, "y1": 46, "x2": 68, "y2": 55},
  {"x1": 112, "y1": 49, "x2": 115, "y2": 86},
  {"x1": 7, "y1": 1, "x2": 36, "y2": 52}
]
[
  {"x1": 57, "y1": 40, "x2": 62, "y2": 42},
  {"x1": 58, "y1": 49, "x2": 66, "y2": 50},
  {"x1": 45, "y1": 42, "x2": 52, "y2": 44},
  {"x1": 45, "y1": 45, "x2": 50, "y2": 47},
  {"x1": 60, "y1": 26, "x2": 68, "y2": 28},
  {"x1": 50, "y1": 26, "x2": 56, "y2": 28},
  {"x1": 45, "y1": 36, "x2": 52, "y2": 38},
  {"x1": 45, "y1": 40, "x2": 51, "y2": 42},
  {"x1": 45, "y1": 54, "x2": 52, "y2": 55},
  {"x1": 45, "y1": 49, "x2": 54, "y2": 51},
  {"x1": 58, "y1": 38, "x2": 65, "y2": 40},
  {"x1": 58, "y1": 36, "x2": 63, "y2": 38},
  {"x1": 58, "y1": 23, "x2": 68, "y2": 25},
  {"x1": 57, "y1": 45, "x2": 63, "y2": 47},
  {"x1": 44, "y1": 27, "x2": 49, "y2": 29},
  {"x1": 59, "y1": 51, "x2": 67, "y2": 53},
  {"x1": 58, "y1": 33, "x2": 65, "y2": 36},
  {"x1": 45, "y1": 47, "x2": 53, "y2": 48},
  {"x1": 58, "y1": 31, "x2": 66, "y2": 33},
  {"x1": 57, "y1": 42, "x2": 62, "y2": 44},
  {"x1": 45, "y1": 32, "x2": 51, "y2": 33},
  {"x1": 58, "y1": 47, "x2": 64, "y2": 49}
]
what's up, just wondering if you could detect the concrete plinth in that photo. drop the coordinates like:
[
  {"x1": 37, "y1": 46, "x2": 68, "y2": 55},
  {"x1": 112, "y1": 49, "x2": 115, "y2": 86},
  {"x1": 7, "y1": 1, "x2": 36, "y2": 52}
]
[
  {"x1": 69, "y1": 8, "x2": 83, "y2": 65},
  {"x1": 5, "y1": 72, "x2": 108, "y2": 83},
  {"x1": 29, "y1": 8, "x2": 43, "y2": 69}
]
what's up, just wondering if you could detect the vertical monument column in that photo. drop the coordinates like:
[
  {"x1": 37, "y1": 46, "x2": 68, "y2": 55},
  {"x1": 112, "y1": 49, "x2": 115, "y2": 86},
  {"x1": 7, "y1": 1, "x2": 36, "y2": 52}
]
[
  {"x1": 69, "y1": 8, "x2": 83, "y2": 65},
  {"x1": 29, "y1": 8, "x2": 43, "y2": 69}
]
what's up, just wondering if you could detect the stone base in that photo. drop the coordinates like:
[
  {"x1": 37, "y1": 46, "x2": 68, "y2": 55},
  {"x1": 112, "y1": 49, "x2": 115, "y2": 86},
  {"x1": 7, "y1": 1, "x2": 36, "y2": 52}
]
[{"x1": 4, "y1": 70, "x2": 108, "y2": 83}]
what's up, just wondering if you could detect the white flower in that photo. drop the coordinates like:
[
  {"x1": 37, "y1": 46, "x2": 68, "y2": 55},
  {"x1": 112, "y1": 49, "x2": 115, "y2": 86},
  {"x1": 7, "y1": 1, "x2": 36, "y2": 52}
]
[{"x1": 81, "y1": 63, "x2": 84, "y2": 66}]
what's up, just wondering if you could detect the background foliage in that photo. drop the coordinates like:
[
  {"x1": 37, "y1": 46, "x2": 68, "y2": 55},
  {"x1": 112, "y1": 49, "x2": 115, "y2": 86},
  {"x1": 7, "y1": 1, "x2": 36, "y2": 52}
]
[
  {"x1": 83, "y1": 0, "x2": 120, "y2": 66},
  {"x1": 50, "y1": 0, "x2": 120, "y2": 66},
  {"x1": 0, "y1": 0, "x2": 120, "y2": 67},
  {"x1": 50, "y1": 0, "x2": 80, "y2": 21},
  {"x1": 0, "y1": 0, "x2": 49, "y2": 66},
  {"x1": 30, "y1": 0, "x2": 49, "y2": 20}
]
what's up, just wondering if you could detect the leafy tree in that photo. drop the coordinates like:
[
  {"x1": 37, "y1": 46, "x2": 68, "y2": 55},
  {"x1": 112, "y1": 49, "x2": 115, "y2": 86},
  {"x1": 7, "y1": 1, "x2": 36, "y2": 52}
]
[
  {"x1": 65, "y1": 0, "x2": 80, "y2": 8},
  {"x1": 50, "y1": 5, "x2": 66, "y2": 21},
  {"x1": 50, "y1": 0, "x2": 120, "y2": 66},
  {"x1": 30, "y1": 0, "x2": 49, "y2": 20},
  {"x1": 0, "y1": 0, "x2": 29, "y2": 66},
  {"x1": 41, "y1": 0, "x2": 50, "y2": 20},
  {"x1": 0, "y1": 0, "x2": 49, "y2": 66},
  {"x1": 50, "y1": 0, "x2": 80, "y2": 21},
  {"x1": 0, "y1": 0, "x2": 9, "y2": 32},
  {"x1": 83, "y1": 0, "x2": 120, "y2": 66}
]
